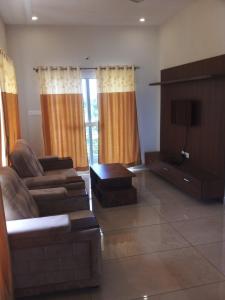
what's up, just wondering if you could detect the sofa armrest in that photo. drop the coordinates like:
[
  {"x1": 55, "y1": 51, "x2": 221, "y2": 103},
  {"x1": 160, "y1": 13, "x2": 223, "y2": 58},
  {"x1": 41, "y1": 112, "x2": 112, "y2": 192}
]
[
  {"x1": 69, "y1": 210, "x2": 99, "y2": 231},
  {"x1": 7, "y1": 215, "x2": 71, "y2": 240},
  {"x1": 38, "y1": 156, "x2": 59, "y2": 162},
  {"x1": 38, "y1": 156, "x2": 73, "y2": 171},
  {"x1": 7, "y1": 213, "x2": 99, "y2": 248}
]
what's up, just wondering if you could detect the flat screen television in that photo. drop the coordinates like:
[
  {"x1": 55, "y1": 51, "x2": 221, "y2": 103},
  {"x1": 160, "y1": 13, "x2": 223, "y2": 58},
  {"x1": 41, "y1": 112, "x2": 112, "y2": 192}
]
[{"x1": 171, "y1": 100, "x2": 200, "y2": 126}]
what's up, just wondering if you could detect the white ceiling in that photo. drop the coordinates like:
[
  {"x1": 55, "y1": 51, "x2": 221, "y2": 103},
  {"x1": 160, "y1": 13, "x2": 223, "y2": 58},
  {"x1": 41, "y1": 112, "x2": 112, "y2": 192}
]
[{"x1": 0, "y1": 0, "x2": 195, "y2": 26}]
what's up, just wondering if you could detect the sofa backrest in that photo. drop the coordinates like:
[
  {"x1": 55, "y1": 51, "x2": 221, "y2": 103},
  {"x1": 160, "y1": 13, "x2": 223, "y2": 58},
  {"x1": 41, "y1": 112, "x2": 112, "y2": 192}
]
[
  {"x1": 10, "y1": 139, "x2": 44, "y2": 178},
  {"x1": 0, "y1": 167, "x2": 39, "y2": 221}
]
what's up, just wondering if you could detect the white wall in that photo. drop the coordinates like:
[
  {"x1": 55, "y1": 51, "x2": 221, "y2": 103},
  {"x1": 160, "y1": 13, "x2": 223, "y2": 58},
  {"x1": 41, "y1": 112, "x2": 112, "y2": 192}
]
[
  {"x1": 0, "y1": 16, "x2": 7, "y2": 51},
  {"x1": 6, "y1": 25, "x2": 160, "y2": 158},
  {"x1": 160, "y1": 0, "x2": 225, "y2": 69}
]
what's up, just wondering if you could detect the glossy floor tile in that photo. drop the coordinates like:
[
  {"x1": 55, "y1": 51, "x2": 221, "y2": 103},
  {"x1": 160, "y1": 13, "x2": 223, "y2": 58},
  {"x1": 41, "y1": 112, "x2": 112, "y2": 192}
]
[
  {"x1": 102, "y1": 223, "x2": 189, "y2": 260},
  {"x1": 154, "y1": 202, "x2": 224, "y2": 222},
  {"x1": 135, "y1": 282, "x2": 225, "y2": 300},
  {"x1": 135, "y1": 190, "x2": 160, "y2": 206},
  {"x1": 92, "y1": 247, "x2": 224, "y2": 300},
  {"x1": 172, "y1": 215, "x2": 225, "y2": 245},
  {"x1": 150, "y1": 189, "x2": 200, "y2": 207},
  {"x1": 196, "y1": 241, "x2": 225, "y2": 275},
  {"x1": 95, "y1": 206, "x2": 166, "y2": 231}
]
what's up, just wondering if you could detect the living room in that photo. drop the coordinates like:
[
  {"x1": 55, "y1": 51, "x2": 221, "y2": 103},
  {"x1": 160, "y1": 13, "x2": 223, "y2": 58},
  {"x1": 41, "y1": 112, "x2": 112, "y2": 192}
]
[{"x1": 1, "y1": 0, "x2": 225, "y2": 299}]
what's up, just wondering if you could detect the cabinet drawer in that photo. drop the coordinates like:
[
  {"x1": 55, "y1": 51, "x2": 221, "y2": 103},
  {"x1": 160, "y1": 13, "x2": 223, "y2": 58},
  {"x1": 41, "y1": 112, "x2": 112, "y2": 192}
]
[
  {"x1": 152, "y1": 162, "x2": 176, "y2": 182},
  {"x1": 151, "y1": 162, "x2": 202, "y2": 199},
  {"x1": 173, "y1": 172, "x2": 202, "y2": 199},
  {"x1": 151, "y1": 162, "x2": 170, "y2": 175}
]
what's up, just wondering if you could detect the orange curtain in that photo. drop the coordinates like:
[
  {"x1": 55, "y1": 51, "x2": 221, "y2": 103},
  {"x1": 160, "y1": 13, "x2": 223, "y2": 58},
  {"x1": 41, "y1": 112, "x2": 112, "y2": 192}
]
[
  {"x1": 0, "y1": 187, "x2": 13, "y2": 300},
  {"x1": 97, "y1": 66, "x2": 141, "y2": 165},
  {"x1": 2, "y1": 93, "x2": 21, "y2": 155},
  {"x1": 41, "y1": 94, "x2": 88, "y2": 169},
  {"x1": 0, "y1": 49, "x2": 21, "y2": 160},
  {"x1": 38, "y1": 67, "x2": 88, "y2": 170}
]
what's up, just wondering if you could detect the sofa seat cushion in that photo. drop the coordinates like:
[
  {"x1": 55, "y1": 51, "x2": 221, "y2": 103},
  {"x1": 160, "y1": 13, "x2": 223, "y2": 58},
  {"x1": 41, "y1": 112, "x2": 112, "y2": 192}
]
[
  {"x1": 30, "y1": 187, "x2": 68, "y2": 202},
  {"x1": 69, "y1": 210, "x2": 99, "y2": 231},
  {"x1": 23, "y1": 174, "x2": 68, "y2": 188},
  {"x1": 23, "y1": 174, "x2": 85, "y2": 190},
  {"x1": 0, "y1": 167, "x2": 39, "y2": 221},
  {"x1": 45, "y1": 168, "x2": 78, "y2": 177}
]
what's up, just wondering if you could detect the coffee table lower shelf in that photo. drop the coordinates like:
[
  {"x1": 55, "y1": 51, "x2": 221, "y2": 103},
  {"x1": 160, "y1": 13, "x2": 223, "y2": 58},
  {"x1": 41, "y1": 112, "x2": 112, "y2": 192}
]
[{"x1": 93, "y1": 186, "x2": 137, "y2": 208}]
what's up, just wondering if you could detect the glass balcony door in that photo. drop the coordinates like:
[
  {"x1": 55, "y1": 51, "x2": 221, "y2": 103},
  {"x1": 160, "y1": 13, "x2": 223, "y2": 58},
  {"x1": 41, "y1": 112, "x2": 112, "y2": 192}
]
[{"x1": 82, "y1": 79, "x2": 98, "y2": 165}]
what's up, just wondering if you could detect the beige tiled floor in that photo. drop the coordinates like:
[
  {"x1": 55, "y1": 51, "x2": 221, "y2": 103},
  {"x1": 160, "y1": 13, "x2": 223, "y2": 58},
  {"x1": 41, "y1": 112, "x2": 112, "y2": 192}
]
[
  {"x1": 102, "y1": 224, "x2": 189, "y2": 260},
  {"x1": 95, "y1": 206, "x2": 166, "y2": 231},
  {"x1": 92, "y1": 247, "x2": 224, "y2": 300},
  {"x1": 153, "y1": 202, "x2": 225, "y2": 222},
  {"x1": 25, "y1": 170, "x2": 225, "y2": 300},
  {"x1": 136, "y1": 282, "x2": 225, "y2": 300},
  {"x1": 196, "y1": 242, "x2": 225, "y2": 275},
  {"x1": 172, "y1": 215, "x2": 225, "y2": 245}
]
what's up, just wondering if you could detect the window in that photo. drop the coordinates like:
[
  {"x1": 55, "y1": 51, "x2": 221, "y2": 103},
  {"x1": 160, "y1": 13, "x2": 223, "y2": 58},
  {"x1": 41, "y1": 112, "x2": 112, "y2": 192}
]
[{"x1": 82, "y1": 79, "x2": 98, "y2": 165}]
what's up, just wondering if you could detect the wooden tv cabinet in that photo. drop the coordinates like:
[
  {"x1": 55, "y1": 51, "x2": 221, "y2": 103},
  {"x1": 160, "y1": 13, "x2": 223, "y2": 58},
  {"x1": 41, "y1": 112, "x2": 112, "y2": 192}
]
[{"x1": 145, "y1": 152, "x2": 224, "y2": 201}]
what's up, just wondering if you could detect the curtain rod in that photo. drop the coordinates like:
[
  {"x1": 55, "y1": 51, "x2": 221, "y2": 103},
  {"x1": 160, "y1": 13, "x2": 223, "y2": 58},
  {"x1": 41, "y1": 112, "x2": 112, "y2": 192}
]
[{"x1": 33, "y1": 66, "x2": 140, "y2": 72}]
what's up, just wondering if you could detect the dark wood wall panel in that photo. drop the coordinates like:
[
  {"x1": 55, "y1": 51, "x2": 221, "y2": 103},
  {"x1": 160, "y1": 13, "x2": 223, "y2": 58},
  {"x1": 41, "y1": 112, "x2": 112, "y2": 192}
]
[
  {"x1": 160, "y1": 55, "x2": 225, "y2": 183},
  {"x1": 161, "y1": 54, "x2": 225, "y2": 81}
]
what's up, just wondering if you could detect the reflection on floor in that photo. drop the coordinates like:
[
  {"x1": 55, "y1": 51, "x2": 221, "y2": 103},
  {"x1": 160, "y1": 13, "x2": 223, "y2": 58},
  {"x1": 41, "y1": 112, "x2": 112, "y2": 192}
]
[{"x1": 24, "y1": 170, "x2": 225, "y2": 300}]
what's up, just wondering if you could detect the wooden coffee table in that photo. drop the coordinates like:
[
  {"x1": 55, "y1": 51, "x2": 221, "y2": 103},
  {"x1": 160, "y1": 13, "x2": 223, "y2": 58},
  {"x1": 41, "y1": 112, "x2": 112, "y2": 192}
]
[{"x1": 90, "y1": 163, "x2": 137, "y2": 207}]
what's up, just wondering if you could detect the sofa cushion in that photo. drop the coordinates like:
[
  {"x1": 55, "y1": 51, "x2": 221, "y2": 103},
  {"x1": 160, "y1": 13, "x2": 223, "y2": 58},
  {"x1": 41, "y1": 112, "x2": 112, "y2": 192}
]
[
  {"x1": 10, "y1": 139, "x2": 44, "y2": 178},
  {"x1": 29, "y1": 187, "x2": 68, "y2": 202},
  {"x1": 0, "y1": 167, "x2": 39, "y2": 221},
  {"x1": 23, "y1": 174, "x2": 85, "y2": 190},
  {"x1": 23, "y1": 174, "x2": 68, "y2": 188},
  {"x1": 45, "y1": 168, "x2": 78, "y2": 177}
]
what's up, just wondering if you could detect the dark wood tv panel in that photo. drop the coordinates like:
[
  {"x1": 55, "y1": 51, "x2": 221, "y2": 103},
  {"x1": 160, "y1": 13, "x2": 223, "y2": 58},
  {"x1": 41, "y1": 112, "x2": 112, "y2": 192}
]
[
  {"x1": 147, "y1": 54, "x2": 225, "y2": 202},
  {"x1": 145, "y1": 152, "x2": 224, "y2": 201}
]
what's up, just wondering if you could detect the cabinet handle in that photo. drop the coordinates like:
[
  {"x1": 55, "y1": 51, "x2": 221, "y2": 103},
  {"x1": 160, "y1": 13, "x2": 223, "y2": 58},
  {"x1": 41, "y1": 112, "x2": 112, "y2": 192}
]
[
  {"x1": 184, "y1": 178, "x2": 191, "y2": 183},
  {"x1": 163, "y1": 167, "x2": 169, "y2": 171}
]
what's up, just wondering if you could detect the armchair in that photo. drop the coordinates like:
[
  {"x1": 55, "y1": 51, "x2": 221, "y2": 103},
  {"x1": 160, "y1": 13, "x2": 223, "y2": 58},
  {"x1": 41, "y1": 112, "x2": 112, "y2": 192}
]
[
  {"x1": 10, "y1": 139, "x2": 86, "y2": 191},
  {"x1": 0, "y1": 167, "x2": 102, "y2": 298}
]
